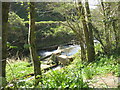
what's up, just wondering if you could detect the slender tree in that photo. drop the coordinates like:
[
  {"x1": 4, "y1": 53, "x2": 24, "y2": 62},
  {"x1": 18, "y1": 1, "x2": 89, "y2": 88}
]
[
  {"x1": 2, "y1": 2, "x2": 10, "y2": 87},
  {"x1": 101, "y1": 1, "x2": 112, "y2": 54},
  {"x1": 65, "y1": 21, "x2": 86, "y2": 61},
  {"x1": 28, "y1": 2, "x2": 42, "y2": 86}
]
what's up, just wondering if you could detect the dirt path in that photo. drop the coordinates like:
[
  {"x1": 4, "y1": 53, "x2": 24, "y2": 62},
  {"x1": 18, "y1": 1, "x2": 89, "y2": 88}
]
[{"x1": 86, "y1": 73, "x2": 120, "y2": 88}]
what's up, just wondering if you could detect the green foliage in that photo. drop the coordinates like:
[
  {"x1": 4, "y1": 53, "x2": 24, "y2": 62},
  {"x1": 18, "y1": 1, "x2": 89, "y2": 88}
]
[
  {"x1": 34, "y1": 23, "x2": 75, "y2": 48},
  {"x1": 53, "y1": 3, "x2": 75, "y2": 16},
  {"x1": 6, "y1": 53, "x2": 119, "y2": 88},
  {"x1": 15, "y1": 66, "x2": 88, "y2": 88},
  {"x1": 8, "y1": 12, "x2": 28, "y2": 56},
  {"x1": 7, "y1": 42, "x2": 11, "y2": 47},
  {"x1": 9, "y1": 46, "x2": 18, "y2": 49},
  {"x1": 8, "y1": 12, "x2": 25, "y2": 26},
  {"x1": 82, "y1": 66, "x2": 94, "y2": 80},
  {"x1": 94, "y1": 56, "x2": 118, "y2": 75},
  {"x1": 23, "y1": 44, "x2": 31, "y2": 49},
  {"x1": 91, "y1": 3, "x2": 120, "y2": 55},
  {"x1": 10, "y1": 2, "x2": 65, "y2": 21},
  {"x1": 71, "y1": 53, "x2": 119, "y2": 80},
  {"x1": 87, "y1": 56, "x2": 119, "y2": 77},
  {"x1": 51, "y1": 25, "x2": 73, "y2": 38},
  {"x1": 0, "y1": 77, "x2": 7, "y2": 87},
  {"x1": 8, "y1": 14, "x2": 75, "y2": 57},
  {"x1": 10, "y1": 2, "x2": 28, "y2": 21},
  {"x1": 42, "y1": 68, "x2": 88, "y2": 88},
  {"x1": 0, "y1": 77, "x2": 2, "y2": 86},
  {"x1": 95, "y1": 43, "x2": 103, "y2": 54},
  {"x1": 6, "y1": 61, "x2": 33, "y2": 82}
]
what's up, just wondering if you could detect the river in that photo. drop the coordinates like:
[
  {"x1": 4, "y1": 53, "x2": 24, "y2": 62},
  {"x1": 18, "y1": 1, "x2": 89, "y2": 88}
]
[
  {"x1": 39, "y1": 45, "x2": 81, "y2": 57},
  {"x1": 39, "y1": 40, "x2": 99, "y2": 57}
]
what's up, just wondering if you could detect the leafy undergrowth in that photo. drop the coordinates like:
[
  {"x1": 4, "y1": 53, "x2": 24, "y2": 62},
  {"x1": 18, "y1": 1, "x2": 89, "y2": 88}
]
[
  {"x1": 73, "y1": 55, "x2": 119, "y2": 80},
  {"x1": 6, "y1": 54, "x2": 119, "y2": 88},
  {"x1": 6, "y1": 60, "x2": 34, "y2": 82},
  {"x1": 42, "y1": 67, "x2": 88, "y2": 88}
]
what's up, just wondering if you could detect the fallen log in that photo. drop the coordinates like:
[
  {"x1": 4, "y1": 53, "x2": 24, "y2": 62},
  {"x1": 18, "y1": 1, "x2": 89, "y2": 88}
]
[
  {"x1": 40, "y1": 54, "x2": 52, "y2": 61},
  {"x1": 42, "y1": 64, "x2": 59, "y2": 73}
]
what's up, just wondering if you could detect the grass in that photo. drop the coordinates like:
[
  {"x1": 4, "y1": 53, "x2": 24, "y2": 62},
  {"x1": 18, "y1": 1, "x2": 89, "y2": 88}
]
[
  {"x1": 42, "y1": 67, "x2": 88, "y2": 88},
  {"x1": 6, "y1": 58, "x2": 89, "y2": 88},
  {"x1": 41, "y1": 53, "x2": 119, "y2": 88},
  {"x1": 6, "y1": 51, "x2": 119, "y2": 88},
  {"x1": 93, "y1": 56, "x2": 119, "y2": 76},
  {"x1": 6, "y1": 59, "x2": 34, "y2": 82}
]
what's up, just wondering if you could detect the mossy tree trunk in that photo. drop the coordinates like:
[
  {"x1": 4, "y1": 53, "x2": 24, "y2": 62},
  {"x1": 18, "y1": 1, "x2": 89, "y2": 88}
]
[
  {"x1": 28, "y1": 2, "x2": 42, "y2": 86},
  {"x1": 117, "y1": 1, "x2": 120, "y2": 48},
  {"x1": 79, "y1": 39, "x2": 86, "y2": 61},
  {"x1": 2, "y1": 2, "x2": 10, "y2": 87},
  {"x1": 77, "y1": 2, "x2": 94, "y2": 62},
  {"x1": 85, "y1": 0, "x2": 95, "y2": 61}
]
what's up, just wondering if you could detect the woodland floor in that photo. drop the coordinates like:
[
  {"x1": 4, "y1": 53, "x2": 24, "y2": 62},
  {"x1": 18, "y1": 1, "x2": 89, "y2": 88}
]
[{"x1": 86, "y1": 73, "x2": 120, "y2": 88}]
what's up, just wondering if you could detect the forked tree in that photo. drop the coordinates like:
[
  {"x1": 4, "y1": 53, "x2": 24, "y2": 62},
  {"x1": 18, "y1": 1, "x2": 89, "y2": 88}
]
[{"x1": 77, "y1": 2, "x2": 95, "y2": 62}]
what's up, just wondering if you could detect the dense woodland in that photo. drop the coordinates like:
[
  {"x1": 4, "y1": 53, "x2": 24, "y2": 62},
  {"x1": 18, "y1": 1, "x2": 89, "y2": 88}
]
[{"x1": 1, "y1": 1, "x2": 120, "y2": 89}]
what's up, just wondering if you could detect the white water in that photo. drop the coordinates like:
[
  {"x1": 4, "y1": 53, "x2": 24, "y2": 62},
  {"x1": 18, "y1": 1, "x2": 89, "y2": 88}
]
[
  {"x1": 39, "y1": 40, "x2": 99, "y2": 57},
  {"x1": 39, "y1": 45, "x2": 81, "y2": 57}
]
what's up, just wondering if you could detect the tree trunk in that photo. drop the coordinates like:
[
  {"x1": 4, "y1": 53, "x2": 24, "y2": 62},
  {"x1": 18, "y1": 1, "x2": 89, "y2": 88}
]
[
  {"x1": 77, "y1": 2, "x2": 93, "y2": 62},
  {"x1": 79, "y1": 41, "x2": 86, "y2": 61},
  {"x1": 1, "y1": 2, "x2": 10, "y2": 87},
  {"x1": 85, "y1": 0, "x2": 95, "y2": 61},
  {"x1": 101, "y1": 1, "x2": 111, "y2": 55},
  {"x1": 117, "y1": 1, "x2": 120, "y2": 48},
  {"x1": 28, "y1": 2, "x2": 42, "y2": 86},
  {"x1": 112, "y1": 20, "x2": 118, "y2": 49}
]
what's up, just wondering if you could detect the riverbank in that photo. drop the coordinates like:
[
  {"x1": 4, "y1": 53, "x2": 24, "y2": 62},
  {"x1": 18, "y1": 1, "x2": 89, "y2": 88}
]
[{"x1": 6, "y1": 53, "x2": 119, "y2": 88}]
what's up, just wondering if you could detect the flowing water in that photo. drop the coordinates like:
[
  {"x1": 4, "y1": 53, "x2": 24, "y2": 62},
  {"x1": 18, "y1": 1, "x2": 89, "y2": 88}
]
[
  {"x1": 39, "y1": 45, "x2": 81, "y2": 57},
  {"x1": 39, "y1": 40, "x2": 99, "y2": 57}
]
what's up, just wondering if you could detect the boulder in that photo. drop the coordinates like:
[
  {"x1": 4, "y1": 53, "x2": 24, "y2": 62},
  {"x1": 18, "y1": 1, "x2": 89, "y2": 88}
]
[
  {"x1": 49, "y1": 54, "x2": 74, "y2": 65},
  {"x1": 57, "y1": 55, "x2": 70, "y2": 65}
]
